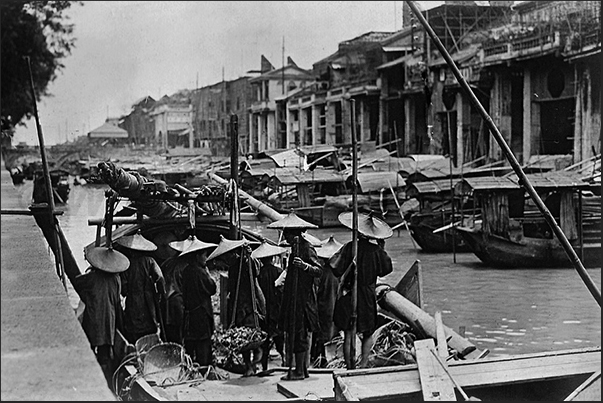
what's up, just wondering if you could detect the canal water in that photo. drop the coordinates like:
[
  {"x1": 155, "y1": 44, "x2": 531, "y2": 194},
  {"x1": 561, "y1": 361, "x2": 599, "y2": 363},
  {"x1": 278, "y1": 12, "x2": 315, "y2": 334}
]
[{"x1": 18, "y1": 181, "x2": 601, "y2": 358}]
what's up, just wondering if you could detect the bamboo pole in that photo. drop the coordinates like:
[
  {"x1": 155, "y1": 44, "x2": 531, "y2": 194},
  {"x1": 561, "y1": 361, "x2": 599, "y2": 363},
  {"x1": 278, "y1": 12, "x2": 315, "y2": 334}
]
[
  {"x1": 230, "y1": 114, "x2": 241, "y2": 240},
  {"x1": 25, "y1": 56, "x2": 66, "y2": 291},
  {"x1": 349, "y1": 98, "x2": 358, "y2": 369},
  {"x1": 406, "y1": 1, "x2": 600, "y2": 307}
]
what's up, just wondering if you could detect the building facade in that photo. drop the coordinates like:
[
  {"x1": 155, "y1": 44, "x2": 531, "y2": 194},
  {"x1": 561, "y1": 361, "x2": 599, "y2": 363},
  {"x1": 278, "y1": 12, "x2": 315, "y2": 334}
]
[
  {"x1": 191, "y1": 75, "x2": 255, "y2": 157},
  {"x1": 149, "y1": 92, "x2": 194, "y2": 151},
  {"x1": 119, "y1": 96, "x2": 156, "y2": 146},
  {"x1": 248, "y1": 55, "x2": 315, "y2": 154},
  {"x1": 379, "y1": 0, "x2": 600, "y2": 167}
]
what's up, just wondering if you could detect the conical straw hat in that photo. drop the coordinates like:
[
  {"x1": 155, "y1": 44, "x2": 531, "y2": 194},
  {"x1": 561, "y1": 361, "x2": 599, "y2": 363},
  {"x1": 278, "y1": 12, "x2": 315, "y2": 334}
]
[
  {"x1": 115, "y1": 232, "x2": 157, "y2": 252},
  {"x1": 251, "y1": 242, "x2": 288, "y2": 259},
  {"x1": 302, "y1": 232, "x2": 322, "y2": 247},
  {"x1": 267, "y1": 211, "x2": 318, "y2": 229},
  {"x1": 317, "y1": 235, "x2": 344, "y2": 259},
  {"x1": 206, "y1": 235, "x2": 255, "y2": 261},
  {"x1": 85, "y1": 246, "x2": 130, "y2": 273},
  {"x1": 338, "y1": 212, "x2": 393, "y2": 240},
  {"x1": 169, "y1": 235, "x2": 196, "y2": 253},
  {"x1": 179, "y1": 237, "x2": 218, "y2": 257}
]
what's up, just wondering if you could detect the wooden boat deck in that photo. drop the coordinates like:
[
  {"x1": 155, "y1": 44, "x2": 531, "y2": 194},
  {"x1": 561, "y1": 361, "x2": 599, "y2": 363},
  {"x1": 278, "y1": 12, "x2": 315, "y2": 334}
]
[{"x1": 333, "y1": 346, "x2": 601, "y2": 401}]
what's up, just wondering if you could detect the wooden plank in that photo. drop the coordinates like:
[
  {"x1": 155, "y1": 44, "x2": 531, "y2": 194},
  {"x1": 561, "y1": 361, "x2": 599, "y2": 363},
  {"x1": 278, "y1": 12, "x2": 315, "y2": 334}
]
[
  {"x1": 276, "y1": 373, "x2": 336, "y2": 400},
  {"x1": 394, "y1": 260, "x2": 423, "y2": 308},
  {"x1": 564, "y1": 371, "x2": 601, "y2": 401},
  {"x1": 434, "y1": 312, "x2": 448, "y2": 358},
  {"x1": 415, "y1": 339, "x2": 457, "y2": 401}
]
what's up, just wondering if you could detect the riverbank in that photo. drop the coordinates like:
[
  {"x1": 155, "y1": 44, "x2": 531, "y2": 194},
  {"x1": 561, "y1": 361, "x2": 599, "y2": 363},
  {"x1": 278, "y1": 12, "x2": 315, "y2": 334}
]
[{"x1": 0, "y1": 164, "x2": 115, "y2": 400}]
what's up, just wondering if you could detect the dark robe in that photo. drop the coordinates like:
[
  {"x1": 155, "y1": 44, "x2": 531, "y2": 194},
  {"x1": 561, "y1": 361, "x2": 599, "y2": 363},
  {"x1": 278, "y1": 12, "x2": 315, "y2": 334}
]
[
  {"x1": 278, "y1": 238, "x2": 322, "y2": 335},
  {"x1": 316, "y1": 261, "x2": 339, "y2": 343},
  {"x1": 161, "y1": 256, "x2": 187, "y2": 342},
  {"x1": 227, "y1": 252, "x2": 266, "y2": 329},
  {"x1": 257, "y1": 261, "x2": 283, "y2": 336},
  {"x1": 181, "y1": 262, "x2": 216, "y2": 341},
  {"x1": 74, "y1": 268, "x2": 122, "y2": 347},
  {"x1": 329, "y1": 238, "x2": 393, "y2": 334},
  {"x1": 120, "y1": 254, "x2": 165, "y2": 338}
]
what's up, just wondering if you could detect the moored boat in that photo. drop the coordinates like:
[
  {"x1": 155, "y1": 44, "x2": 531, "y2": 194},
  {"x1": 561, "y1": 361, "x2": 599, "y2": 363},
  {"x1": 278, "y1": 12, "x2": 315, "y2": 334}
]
[
  {"x1": 404, "y1": 178, "x2": 472, "y2": 253},
  {"x1": 454, "y1": 172, "x2": 601, "y2": 268}
]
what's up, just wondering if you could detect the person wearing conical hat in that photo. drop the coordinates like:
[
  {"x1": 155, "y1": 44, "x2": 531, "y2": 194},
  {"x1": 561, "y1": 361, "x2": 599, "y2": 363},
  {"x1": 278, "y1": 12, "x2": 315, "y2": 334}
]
[
  {"x1": 208, "y1": 236, "x2": 267, "y2": 377},
  {"x1": 179, "y1": 238, "x2": 218, "y2": 367},
  {"x1": 269, "y1": 211, "x2": 322, "y2": 381},
  {"x1": 252, "y1": 242, "x2": 288, "y2": 372},
  {"x1": 310, "y1": 235, "x2": 343, "y2": 368},
  {"x1": 74, "y1": 246, "x2": 129, "y2": 388},
  {"x1": 156, "y1": 235, "x2": 198, "y2": 345},
  {"x1": 329, "y1": 212, "x2": 394, "y2": 369},
  {"x1": 113, "y1": 232, "x2": 166, "y2": 344}
]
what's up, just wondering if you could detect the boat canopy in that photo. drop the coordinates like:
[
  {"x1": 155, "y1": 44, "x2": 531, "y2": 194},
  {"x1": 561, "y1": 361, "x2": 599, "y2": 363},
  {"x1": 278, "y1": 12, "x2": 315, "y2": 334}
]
[
  {"x1": 406, "y1": 178, "x2": 456, "y2": 198},
  {"x1": 456, "y1": 171, "x2": 594, "y2": 197},
  {"x1": 270, "y1": 170, "x2": 346, "y2": 187},
  {"x1": 347, "y1": 171, "x2": 405, "y2": 193},
  {"x1": 239, "y1": 158, "x2": 278, "y2": 172},
  {"x1": 265, "y1": 145, "x2": 339, "y2": 170},
  {"x1": 509, "y1": 172, "x2": 594, "y2": 190},
  {"x1": 454, "y1": 176, "x2": 520, "y2": 196}
]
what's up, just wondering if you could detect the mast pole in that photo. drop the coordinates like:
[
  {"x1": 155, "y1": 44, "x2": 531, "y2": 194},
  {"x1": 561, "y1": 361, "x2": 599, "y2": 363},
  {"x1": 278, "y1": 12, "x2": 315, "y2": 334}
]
[{"x1": 406, "y1": 1, "x2": 600, "y2": 307}]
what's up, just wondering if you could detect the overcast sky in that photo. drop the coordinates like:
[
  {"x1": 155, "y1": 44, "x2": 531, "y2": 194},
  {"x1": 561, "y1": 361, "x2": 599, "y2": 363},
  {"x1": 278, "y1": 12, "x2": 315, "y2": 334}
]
[{"x1": 14, "y1": 1, "x2": 442, "y2": 145}]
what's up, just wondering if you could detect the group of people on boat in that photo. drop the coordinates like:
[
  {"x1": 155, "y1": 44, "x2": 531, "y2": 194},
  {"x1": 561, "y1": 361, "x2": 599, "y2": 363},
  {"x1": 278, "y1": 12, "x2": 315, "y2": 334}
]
[{"x1": 76, "y1": 208, "x2": 394, "y2": 387}]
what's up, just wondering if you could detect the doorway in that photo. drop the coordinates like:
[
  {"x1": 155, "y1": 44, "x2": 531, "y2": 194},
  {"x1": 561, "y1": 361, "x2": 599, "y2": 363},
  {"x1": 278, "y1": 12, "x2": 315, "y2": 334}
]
[{"x1": 539, "y1": 98, "x2": 575, "y2": 155}]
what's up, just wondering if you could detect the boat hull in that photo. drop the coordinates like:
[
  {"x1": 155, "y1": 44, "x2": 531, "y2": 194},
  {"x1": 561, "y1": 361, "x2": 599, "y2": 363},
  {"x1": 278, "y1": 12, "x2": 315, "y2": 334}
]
[
  {"x1": 456, "y1": 227, "x2": 601, "y2": 268},
  {"x1": 408, "y1": 212, "x2": 471, "y2": 253},
  {"x1": 333, "y1": 347, "x2": 601, "y2": 401}
]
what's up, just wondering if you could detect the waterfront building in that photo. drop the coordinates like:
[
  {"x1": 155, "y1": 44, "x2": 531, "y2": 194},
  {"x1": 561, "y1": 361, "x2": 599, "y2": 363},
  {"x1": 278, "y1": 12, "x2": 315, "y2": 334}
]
[
  {"x1": 378, "y1": 2, "x2": 509, "y2": 164},
  {"x1": 149, "y1": 91, "x2": 194, "y2": 151},
  {"x1": 120, "y1": 95, "x2": 156, "y2": 146},
  {"x1": 87, "y1": 120, "x2": 129, "y2": 146},
  {"x1": 191, "y1": 75, "x2": 255, "y2": 157},
  {"x1": 278, "y1": 30, "x2": 412, "y2": 154},
  {"x1": 248, "y1": 55, "x2": 314, "y2": 154},
  {"x1": 378, "y1": 0, "x2": 600, "y2": 168}
]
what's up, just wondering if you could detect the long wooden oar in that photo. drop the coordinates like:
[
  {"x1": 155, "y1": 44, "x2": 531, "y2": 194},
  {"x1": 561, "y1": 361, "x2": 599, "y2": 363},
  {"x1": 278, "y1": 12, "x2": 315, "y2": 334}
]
[{"x1": 429, "y1": 348, "x2": 480, "y2": 401}]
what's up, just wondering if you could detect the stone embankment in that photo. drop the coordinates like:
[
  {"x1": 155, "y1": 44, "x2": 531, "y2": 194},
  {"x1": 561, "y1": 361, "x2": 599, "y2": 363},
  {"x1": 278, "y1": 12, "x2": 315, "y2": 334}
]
[{"x1": 1, "y1": 163, "x2": 115, "y2": 400}]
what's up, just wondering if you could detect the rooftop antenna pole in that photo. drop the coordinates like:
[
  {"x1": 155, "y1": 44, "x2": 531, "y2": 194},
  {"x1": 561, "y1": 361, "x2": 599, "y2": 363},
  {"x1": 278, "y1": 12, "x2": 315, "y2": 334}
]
[{"x1": 406, "y1": 0, "x2": 600, "y2": 307}]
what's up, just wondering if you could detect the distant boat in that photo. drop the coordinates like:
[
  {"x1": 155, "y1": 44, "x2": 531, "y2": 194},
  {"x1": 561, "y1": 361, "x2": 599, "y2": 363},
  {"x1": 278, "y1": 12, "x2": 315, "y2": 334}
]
[
  {"x1": 32, "y1": 168, "x2": 70, "y2": 204},
  {"x1": 405, "y1": 178, "x2": 472, "y2": 253}
]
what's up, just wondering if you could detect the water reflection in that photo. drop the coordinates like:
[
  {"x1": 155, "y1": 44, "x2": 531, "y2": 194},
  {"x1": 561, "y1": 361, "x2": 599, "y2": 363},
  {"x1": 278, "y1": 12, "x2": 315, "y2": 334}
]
[{"x1": 48, "y1": 183, "x2": 601, "y2": 358}]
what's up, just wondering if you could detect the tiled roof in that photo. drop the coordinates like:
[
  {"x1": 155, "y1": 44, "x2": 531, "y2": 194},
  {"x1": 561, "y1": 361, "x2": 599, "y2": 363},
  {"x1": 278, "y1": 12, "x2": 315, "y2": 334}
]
[{"x1": 340, "y1": 31, "x2": 396, "y2": 45}]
